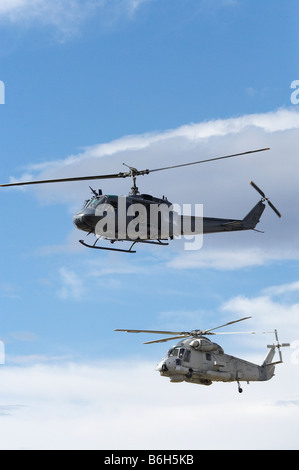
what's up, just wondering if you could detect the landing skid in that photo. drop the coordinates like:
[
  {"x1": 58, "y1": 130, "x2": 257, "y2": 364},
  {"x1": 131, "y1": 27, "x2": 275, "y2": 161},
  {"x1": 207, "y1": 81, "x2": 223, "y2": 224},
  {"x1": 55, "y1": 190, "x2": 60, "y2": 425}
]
[
  {"x1": 79, "y1": 239, "x2": 137, "y2": 253},
  {"x1": 79, "y1": 238, "x2": 169, "y2": 253}
]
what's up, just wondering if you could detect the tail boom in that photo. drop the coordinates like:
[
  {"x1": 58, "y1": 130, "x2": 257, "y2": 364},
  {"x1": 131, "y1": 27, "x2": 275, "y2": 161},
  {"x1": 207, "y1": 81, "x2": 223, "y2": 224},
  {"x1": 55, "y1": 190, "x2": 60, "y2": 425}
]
[{"x1": 180, "y1": 201, "x2": 266, "y2": 235}]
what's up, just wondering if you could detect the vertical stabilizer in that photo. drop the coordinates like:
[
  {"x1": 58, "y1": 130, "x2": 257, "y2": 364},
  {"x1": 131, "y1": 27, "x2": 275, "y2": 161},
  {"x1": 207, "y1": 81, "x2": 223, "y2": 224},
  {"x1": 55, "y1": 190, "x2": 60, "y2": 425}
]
[
  {"x1": 261, "y1": 330, "x2": 290, "y2": 380},
  {"x1": 242, "y1": 200, "x2": 266, "y2": 229}
]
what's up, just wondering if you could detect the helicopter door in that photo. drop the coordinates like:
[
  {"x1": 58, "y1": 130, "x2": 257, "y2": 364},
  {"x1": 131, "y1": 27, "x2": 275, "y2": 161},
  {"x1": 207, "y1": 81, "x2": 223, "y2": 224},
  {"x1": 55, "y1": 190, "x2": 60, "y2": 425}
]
[{"x1": 183, "y1": 349, "x2": 191, "y2": 363}]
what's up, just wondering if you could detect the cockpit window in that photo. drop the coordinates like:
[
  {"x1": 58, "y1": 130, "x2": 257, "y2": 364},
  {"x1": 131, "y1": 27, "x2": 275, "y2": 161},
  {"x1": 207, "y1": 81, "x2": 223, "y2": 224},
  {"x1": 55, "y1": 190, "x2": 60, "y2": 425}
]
[
  {"x1": 168, "y1": 347, "x2": 191, "y2": 362},
  {"x1": 82, "y1": 199, "x2": 90, "y2": 209},
  {"x1": 87, "y1": 196, "x2": 106, "y2": 208},
  {"x1": 168, "y1": 348, "x2": 179, "y2": 357}
]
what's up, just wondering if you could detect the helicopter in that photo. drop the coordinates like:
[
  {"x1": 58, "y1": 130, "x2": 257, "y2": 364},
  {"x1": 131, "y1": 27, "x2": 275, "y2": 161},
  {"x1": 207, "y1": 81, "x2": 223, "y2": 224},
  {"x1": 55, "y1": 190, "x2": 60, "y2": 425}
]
[
  {"x1": 0, "y1": 148, "x2": 281, "y2": 253},
  {"x1": 115, "y1": 317, "x2": 290, "y2": 393}
]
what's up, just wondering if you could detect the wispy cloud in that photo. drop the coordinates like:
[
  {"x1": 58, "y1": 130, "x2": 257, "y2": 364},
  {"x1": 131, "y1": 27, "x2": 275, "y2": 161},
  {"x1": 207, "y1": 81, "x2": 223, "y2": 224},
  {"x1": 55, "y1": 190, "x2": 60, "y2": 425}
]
[
  {"x1": 58, "y1": 267, "x2": 85, "y2": 300},
  {"x1": 0, "y1": 0, "x2": 152, "y2": 39},
  {"x1": 222, "y1": 280, "x2": 299, "y2": 342},
  {"x1": 0, "y1": 282, "x2": 21, "y2": 299},
  {"x1": 166, "y1": 247, "x2": 274, "y2": 271},
  {"x1": 0, "y1": 0, "x2": 91, "y2": 36},
  {"x1": 262, "y1": 280, "x2": 299, "y2": 297}
]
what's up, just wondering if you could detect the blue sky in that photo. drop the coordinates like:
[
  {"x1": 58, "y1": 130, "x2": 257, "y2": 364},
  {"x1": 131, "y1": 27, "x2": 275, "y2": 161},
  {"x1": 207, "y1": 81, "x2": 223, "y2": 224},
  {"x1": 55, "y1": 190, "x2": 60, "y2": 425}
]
[{"x1": 0, "y1": 0, "x2": 299, "y2": 450}]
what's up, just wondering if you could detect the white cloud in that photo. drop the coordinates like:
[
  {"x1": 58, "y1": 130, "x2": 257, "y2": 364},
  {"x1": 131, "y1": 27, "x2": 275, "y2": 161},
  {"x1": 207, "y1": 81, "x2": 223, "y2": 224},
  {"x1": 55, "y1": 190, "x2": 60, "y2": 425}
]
[
  {"x1": 0, "y1": 0, "x2": 91, "y2": 33},
  {"x1": 221, "y1": 280, "x2": 299, "y2": 344},
  {"x1": 26, "y1": 107, "x2": 299, "y2": 173},
  {"x1": 167, "y1": 247, "x2": 274, "y2": 271},
  {"x1": 263, "y1": 280, "x2": 299, "y2": 297},
  {"x1": 0, "y1": 358, "x2": 298, "y2": 450},
  {"x1": 0, "y1": 0, "x2": 152, "y2": 38},
  {"x1": 155, "y1": 280, "x2": 299, "y2": 352}
]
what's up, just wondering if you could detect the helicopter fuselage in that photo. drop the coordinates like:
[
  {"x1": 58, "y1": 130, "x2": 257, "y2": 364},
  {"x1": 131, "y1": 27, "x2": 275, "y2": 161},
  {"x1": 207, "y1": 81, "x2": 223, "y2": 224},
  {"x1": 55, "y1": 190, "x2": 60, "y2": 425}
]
[
  {"x1": 157, "y1": 337, "x2": 276, "y2": 387},
  {"x1": 73, "y1": 193, "x2": 173, "y2": 239},
  {"x1": 72, "y1": 192, "x2": 266, "y2": 244}
]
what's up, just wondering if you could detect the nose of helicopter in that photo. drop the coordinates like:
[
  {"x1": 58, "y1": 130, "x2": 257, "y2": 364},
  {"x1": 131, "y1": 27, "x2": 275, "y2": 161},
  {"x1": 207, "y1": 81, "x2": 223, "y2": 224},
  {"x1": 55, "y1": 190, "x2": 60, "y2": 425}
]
[
  {"x1": 157, "y1": 357, "x2": 176, "y2": 375},
  {"x1": 73, "y1": 212, "x2": 94, "y2": 232},
  {"x1": 157, "y1": 360, "x2": 168, "y2": 373}
]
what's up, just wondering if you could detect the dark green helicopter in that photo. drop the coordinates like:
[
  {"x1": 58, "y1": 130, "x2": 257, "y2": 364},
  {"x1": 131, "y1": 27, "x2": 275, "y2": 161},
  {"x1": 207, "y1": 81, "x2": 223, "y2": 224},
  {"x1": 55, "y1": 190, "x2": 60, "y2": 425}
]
[{"x1": 0, "y1": 148, "x2": 281, "y2": 253}]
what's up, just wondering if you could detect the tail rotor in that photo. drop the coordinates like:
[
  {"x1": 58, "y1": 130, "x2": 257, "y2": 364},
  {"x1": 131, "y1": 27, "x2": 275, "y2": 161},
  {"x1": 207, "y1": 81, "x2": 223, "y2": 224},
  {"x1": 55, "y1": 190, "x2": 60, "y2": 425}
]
[
  {"x1": 273, "y1": 329, "x2": 290, "y2": 363},
  {"x1": 250, "y1": 181, "x2": 282, "y2": 218}
]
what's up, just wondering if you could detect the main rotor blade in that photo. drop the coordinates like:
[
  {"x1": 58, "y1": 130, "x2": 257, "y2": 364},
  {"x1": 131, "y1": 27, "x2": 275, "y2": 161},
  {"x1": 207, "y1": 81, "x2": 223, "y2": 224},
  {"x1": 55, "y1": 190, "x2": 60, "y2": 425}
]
[
  {"x1": 143, "y1": 335, "x2": 190, "y2": 345},
  {"x1": 211, "y1": 330, "x2": 274, "y2": 335},
  {"x1": 204, "y1": 316, "x2": 252, "y2": 334},
  {"x1": 0, "y1": 171, "x2": 130, "y2": 188},
  {"x1": 149, "y1": 148, "x2": 270, "y2": 174},
  {"x1": 114, "y1": 328, "x2": 190, "y2": 336},
  {"x1": 0, "y1": 148, "x2": 269, "y2": 188},
  {"x1": 115, "y1": 318, "x2": 252, "y2": 338}
]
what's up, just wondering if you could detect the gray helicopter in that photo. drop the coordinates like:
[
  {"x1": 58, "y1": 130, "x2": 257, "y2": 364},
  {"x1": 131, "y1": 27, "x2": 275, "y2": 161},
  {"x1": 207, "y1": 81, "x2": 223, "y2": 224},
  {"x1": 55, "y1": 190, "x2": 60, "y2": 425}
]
[
  {"x1": 115, "y1": 317, "x2": 289, "y2": 393},
  {"x1": 0, "y1": 148, "x2": 281, "y2": 253}
]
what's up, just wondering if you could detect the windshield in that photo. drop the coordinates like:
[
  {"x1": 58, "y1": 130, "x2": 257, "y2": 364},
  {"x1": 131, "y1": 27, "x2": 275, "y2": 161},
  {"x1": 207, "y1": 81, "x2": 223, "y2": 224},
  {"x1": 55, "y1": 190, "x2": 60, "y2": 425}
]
[
  {"x1": 168, "y1": 348, "x2": 179, "y2": 357},
  {"x1": 86, "y1": 196, "x2": 106, "y2": 208},
  {"x1": 168, "y1": 347, "x2": 191, "y2": 362}
]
